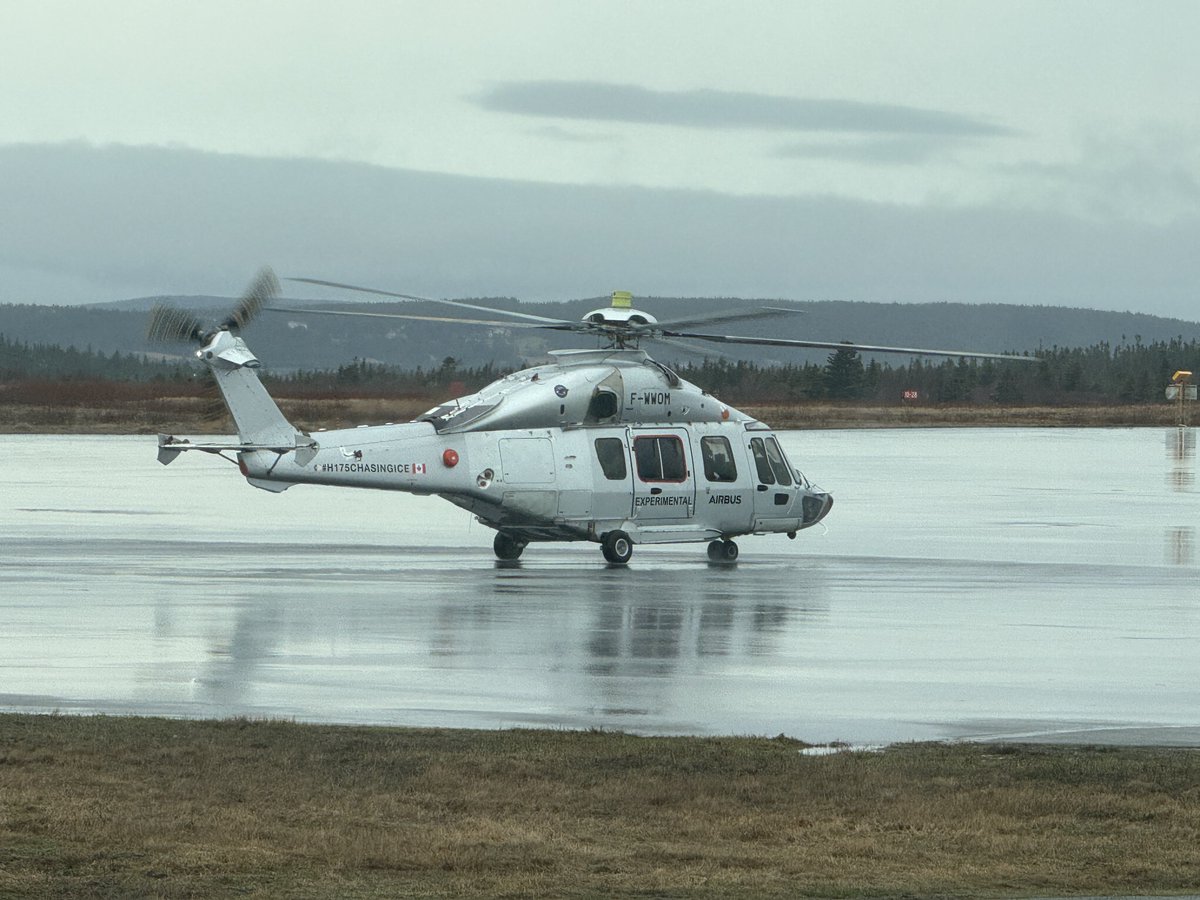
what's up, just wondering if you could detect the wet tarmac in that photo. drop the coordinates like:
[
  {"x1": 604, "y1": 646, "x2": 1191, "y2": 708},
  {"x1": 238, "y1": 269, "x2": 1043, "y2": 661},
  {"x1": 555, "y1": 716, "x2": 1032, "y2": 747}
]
[{"x1": 2, "y1": 428, "x2": 1197, "y2": 745}]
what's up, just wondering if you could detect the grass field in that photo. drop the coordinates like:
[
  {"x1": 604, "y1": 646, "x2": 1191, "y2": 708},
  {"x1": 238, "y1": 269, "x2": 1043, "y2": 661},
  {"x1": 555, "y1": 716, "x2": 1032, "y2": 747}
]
[{"x1": 2, "y1": 714, "x2": 1199, "y2": 898}]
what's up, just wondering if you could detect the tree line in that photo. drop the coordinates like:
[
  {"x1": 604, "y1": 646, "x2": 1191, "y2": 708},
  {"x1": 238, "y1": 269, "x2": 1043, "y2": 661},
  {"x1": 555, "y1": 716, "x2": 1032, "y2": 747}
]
[
  {"x1": 673, "y1": 337, "x2": 1199, "y2": 406},
  {"x1": 0, "y1": 332, "x2": 194, "y2": 382},
  {"x1": 3, "y1": 331, "x2": 1198, "y2": 406}
]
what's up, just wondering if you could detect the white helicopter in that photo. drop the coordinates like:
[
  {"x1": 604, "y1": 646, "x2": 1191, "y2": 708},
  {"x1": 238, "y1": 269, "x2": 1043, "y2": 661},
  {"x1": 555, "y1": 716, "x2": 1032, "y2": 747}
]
[{"x1": 152, "y1": 269, "x2": 1032, "y2": 564}]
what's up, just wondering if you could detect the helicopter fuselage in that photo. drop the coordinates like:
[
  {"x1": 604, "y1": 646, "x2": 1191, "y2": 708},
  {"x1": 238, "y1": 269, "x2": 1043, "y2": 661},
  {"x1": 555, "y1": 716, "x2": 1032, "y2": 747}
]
[
  {"x1": 236, "y1": 416, "x2": 833, "y2": 548},
  {"x1": 223, "y1": 343, "x2": 833, "y2": 554}
]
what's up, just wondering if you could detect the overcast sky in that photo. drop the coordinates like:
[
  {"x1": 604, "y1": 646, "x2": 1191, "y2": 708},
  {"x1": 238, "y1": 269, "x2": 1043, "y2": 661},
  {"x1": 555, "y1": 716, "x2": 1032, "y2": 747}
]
[{"x1": 2, "y1": 1, "x2": 1198, "y2": 319}]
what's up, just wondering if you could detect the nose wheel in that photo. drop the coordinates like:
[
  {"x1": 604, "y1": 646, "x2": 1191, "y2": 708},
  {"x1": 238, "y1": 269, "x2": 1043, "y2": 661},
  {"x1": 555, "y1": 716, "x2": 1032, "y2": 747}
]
[{"x1": 707, "y1": 539, "x2": 739, "y2": 563}]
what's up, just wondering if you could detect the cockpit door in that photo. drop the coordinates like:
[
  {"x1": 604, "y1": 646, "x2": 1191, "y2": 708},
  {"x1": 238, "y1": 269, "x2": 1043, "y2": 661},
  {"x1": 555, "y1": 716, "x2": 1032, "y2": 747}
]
[
  {"x1": 749, "y1": 434, "x2": 800, "y2": 525},
  {"x1": 630, "y1": 428, "x2": 696, "y2": 521}
]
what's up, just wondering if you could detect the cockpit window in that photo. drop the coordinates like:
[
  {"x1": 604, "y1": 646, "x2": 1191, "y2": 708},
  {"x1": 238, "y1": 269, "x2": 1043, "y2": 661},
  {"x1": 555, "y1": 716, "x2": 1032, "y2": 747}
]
[
  {"x1": 749, "y1": 438, "x2": 775, "y2": 485},
  {"x1": 764, "y1": 437, "x2": 794, "y2": 486},
  {"x1": 594, "y1": 437, "x2": 627, "y2": 480},
  {"x1": 634, "y1": 435, "x2": 687, "y2": 482},
  {"x1": 701, "y1": 436, "x2": 737, "y2": 482}
]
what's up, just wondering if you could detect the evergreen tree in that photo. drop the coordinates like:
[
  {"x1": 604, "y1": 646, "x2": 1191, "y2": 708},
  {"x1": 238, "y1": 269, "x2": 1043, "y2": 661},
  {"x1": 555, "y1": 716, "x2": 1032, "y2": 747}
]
[
  {"x1": 823, "y1": 348, "x2": 865, "y2": 400},
  {"x1": 991, "y1": 367, "x2": 1024, "y2": 403}
]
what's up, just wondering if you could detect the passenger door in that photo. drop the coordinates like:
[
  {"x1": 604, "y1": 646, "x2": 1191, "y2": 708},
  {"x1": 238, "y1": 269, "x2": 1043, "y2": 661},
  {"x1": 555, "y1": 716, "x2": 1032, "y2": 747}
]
[
  {"x1": 590, "y1": 432, "x2": 634, "y2": 521},
  {"x1": 630, "y1": 429, "x2": 696, "y2": 522}
]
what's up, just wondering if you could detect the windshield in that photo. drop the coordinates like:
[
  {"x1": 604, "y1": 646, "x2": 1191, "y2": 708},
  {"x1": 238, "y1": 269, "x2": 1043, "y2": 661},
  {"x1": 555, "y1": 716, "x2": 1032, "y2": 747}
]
[{"x1": 763, "y1": 437, "x2": 793, "y2": 486}]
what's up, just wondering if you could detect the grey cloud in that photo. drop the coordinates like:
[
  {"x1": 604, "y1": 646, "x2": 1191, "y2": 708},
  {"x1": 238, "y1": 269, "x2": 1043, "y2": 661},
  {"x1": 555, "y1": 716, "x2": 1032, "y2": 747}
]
[
  {"x1": 0, "y1": 142, "x2": 1197, "y2": 322},
  {"x1": 994, "y1": 156, "x2": 1200, "y2": 225},
  {"x1": 476, "y1": 81, "x2": 1013, "y2": 137},
  {"x1": 776, "y1": 137, "x2": 959, "y2": 166},
  {"x1": 527, "y1": 125, "x2": 621, "y2": 144}
]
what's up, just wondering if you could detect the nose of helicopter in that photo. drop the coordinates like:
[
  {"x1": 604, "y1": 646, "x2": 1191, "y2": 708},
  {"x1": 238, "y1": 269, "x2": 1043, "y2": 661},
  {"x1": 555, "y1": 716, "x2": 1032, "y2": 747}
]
[{"x1": 801, "y1": 490, "x2": 833, "y2": 527}]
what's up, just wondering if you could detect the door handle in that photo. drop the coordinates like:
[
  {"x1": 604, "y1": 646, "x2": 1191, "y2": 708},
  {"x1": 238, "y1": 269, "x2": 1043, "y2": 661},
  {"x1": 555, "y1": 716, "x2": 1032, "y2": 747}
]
[
  {"x1": 650, "y1": 487, "x2": 663, "y2": 495},
  {"x1": 756, "y1": 484, "x2": 768, "y2": 492}
]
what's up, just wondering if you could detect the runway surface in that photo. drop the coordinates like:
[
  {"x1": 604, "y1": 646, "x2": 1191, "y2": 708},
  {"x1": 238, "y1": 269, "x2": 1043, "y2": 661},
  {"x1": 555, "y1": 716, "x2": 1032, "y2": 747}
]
[{"x1": 2, "y1": 428, "x2": 1197, "y2": 745}]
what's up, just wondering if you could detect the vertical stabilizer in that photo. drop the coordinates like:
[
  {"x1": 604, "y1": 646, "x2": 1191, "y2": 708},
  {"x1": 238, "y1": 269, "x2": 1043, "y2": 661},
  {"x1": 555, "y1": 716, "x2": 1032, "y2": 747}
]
[{"x1": 200, "y1": 331, "x2": 297, "y2": 447}]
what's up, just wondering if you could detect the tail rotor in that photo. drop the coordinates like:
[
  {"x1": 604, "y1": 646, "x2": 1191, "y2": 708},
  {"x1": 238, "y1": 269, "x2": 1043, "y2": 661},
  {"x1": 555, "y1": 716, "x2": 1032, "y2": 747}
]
[{"x1": 147, "y1": 266, "x2": 279, "y2": 346}]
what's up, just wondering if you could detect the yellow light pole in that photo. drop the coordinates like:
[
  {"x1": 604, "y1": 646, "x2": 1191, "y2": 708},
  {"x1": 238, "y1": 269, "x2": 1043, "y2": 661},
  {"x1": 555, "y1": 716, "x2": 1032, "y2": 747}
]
[{"x1": 1167, "y1": 370, "x2": 1195, "y2": 427}]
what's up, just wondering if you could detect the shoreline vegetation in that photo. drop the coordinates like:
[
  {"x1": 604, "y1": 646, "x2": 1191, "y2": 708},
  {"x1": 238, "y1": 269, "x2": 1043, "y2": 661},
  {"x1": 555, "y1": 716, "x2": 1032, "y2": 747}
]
[
  {"x1": 1, "y1": 714, "x2": 1198, "y2": 898},
  {"x1": 0, "y1": 396, "x2": 1190, "y2": 434}
]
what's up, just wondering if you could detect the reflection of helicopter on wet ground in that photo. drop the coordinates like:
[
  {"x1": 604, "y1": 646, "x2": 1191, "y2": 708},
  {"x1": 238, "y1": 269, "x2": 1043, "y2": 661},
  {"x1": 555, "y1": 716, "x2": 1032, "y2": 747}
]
[{"x1": 153, "y1": 269, "x2": 1033, "y2": 564}]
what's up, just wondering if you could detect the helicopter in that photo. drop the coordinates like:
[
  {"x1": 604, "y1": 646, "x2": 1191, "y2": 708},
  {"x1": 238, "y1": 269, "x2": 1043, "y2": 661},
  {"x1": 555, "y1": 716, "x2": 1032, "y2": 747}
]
[{"x1": 152, "y1": 269, "x2": 1033, "y2": 564}]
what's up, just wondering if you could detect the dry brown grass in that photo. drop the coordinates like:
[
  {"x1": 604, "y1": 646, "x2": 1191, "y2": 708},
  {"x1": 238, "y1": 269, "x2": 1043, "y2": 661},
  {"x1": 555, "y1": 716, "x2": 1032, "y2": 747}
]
[
  {"x1": 2, "y1": 715, "x2": 1199, "y2": 898},
  {"x1": 0, "y1": 395, "x2": 1187, "y2": 434},
  {"x1": 745, "y1": 403, "x2": 1184, "y2": 429},
  {"x1": 0, "y1": 397, "x2": 433, "y2": 435}
]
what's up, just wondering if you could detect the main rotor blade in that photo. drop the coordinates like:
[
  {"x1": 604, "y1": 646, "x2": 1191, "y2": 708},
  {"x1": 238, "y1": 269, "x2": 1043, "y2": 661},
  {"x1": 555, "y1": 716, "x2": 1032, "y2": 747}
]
[
  {"x1": 662, "y1": 330, "x2": 1035, "y2": 361},
  {"x1": 643, "y1": 335, "x2": 736, "y2": 360},
  {"x1": 287, "y1": 277, "x2": 572, "y2": 325},
  {"x1": 266, "y1": 306, "x2": 577, "y2": 331},
  {"x1": 651, "y1": 306, "x2": 801, "y2": 331}
]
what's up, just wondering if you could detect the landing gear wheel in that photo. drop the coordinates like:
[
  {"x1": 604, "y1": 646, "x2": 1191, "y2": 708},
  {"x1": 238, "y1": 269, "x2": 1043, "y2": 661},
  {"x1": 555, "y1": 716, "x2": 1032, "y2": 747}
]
[
  {"x1": 493, "y1": 532, "x2": 525, "y2": 561},
  {"x1": 601, "y1": 530, "x2": 633, "y2": 565},
  {"x1": 709, "y1": 539, "x2": 738, "y2": 562}
]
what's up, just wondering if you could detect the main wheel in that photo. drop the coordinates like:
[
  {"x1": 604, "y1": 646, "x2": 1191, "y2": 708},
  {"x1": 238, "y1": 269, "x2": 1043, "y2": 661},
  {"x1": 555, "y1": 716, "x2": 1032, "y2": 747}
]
[
  {"x1": 493, "y1": 532, "x2": 525, "y2": 561},
  {"x1": 707, "y1": 540, "x2": 724, "y2": 562},
  {"x1": 601, "y1": 530, "x2": 633, "y2": 564},
  {"x1": 721, "y1": 539, "x2": 739, "y2": 561}
]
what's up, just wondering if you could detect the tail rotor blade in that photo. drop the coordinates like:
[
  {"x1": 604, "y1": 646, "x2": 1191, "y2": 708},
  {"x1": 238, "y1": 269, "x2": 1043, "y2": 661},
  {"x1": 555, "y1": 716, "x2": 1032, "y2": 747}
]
[
  {"x1": 221, "y1": 266, "x2": 280, "y2": 332},
  {"x1": 147, "y1": 266, "x2": 278, "y2": 348},
  {"x1": 146, "y1": 304, "x2": 205, "y2": 344}
]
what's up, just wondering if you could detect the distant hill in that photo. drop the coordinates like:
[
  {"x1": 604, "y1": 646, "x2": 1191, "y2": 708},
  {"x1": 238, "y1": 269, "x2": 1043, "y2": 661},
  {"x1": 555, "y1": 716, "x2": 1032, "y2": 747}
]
[
  {"x1": 85, "y1": 294, "x2": 242, "y2": 313},
  {"x1": 2, "y1": 296, "x2": 1198, "y2": 372}
]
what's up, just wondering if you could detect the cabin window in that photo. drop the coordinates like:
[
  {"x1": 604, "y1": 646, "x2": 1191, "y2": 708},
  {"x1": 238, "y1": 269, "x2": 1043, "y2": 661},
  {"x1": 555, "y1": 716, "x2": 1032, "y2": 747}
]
[
  {"x1": 749, "y1": 438, "x2": 775, "y2": 485},
  {"x1": 634, "y1": 435, "x2": 687, "y2": 482},
  {"x1": 701, "y1": 436, "x2": 737, "y2": 482},
  {"x1": 594, "y1": 438, "x2": 627, "y2": 480},
  {"x1": 764, "y1": 437, "x2": 794, "y2": 486}
]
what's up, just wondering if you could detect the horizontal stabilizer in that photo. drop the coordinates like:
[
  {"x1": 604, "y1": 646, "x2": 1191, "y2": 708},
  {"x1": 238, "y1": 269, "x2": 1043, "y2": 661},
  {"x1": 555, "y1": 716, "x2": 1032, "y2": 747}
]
[{"x1": 157, "y1": 433, "x2": 317, "y2": 465}]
